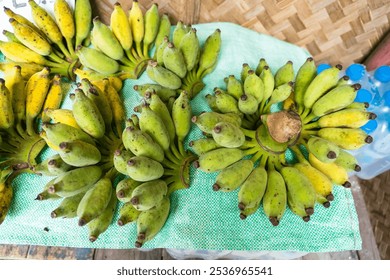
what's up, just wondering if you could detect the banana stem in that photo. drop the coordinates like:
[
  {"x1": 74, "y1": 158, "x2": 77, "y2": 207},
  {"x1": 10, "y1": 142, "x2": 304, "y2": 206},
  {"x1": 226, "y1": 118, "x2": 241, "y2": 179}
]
[
  {"x1": 290, "y1": 146, "x2": 307, "y2": 163},
  {"x1": 303, "y1": 112, "x2": 317, "y2": 124},
  {"x1": 164, "y1": 175, "x2": 177, "y2": 186},
  {"x1": 165, "y1": 148, "x2": 180, "y2": 165},
  {"x1": 301, "y1": 107, "x2": 311, "y2": 119},
  {"x1": 56, "y1": 41, "x2": 72, "y2": 61},
  {"x1": 125, "y1": 49, "x2": 138, "y2": 63},
  {"x1": 263, "y1": 102, "x2": 273, "y2": 113},
  {"x1": 259, "y1": 99, "x2": 267, "y2": 114},
  {"x1": 162, "y1": 158, "x2": 177, "y2": 170},
  {"x1": 135, "y1": 42, "x2": 143, "y2": 58},
  {"x1": 178, "y1": 139, "x2": 187, "y2": 157},
  {"x1": 260, "y1": 153, "x2": 269, "y2": 167},
  {"x1": 243, "y1": 146, "x2": 260, "y2": 156},
  {"x1": 143, "y1": 43, "x2": 150, "y2": 58},
  {"x1": 120, "y1": 56, "x2": 135, "y2": 67},
  {"x1": 164, "y1": 168, "x2": 178, "y2": 176},
  {"x1": 48, "y1": 52, "x2": 66, "y2": 64},
  {"x1": 170, "y1": 142, "x2": 182, "y2": 160},
  {"x1": 241, "y1": 139, "x2": 257, "y2": 149},
  {"x1": 241, "y1": 127, "x2": 256, "y2": 139},
  {"x1": 66, "y1": 37, "x2": 77, "y2": 59},
  {"x1": 304, "y1": 121, "x2": 319, "y2": 130},
  {"x1": 251, "y1": 150, "x2": 263, "y2": 163}
]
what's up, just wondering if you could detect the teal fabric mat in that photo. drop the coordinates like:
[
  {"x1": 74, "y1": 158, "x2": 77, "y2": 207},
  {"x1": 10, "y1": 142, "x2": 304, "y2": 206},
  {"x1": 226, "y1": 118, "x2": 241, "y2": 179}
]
[{"x1": 0, "y1": 22, "x2": 362, "y2": 252}]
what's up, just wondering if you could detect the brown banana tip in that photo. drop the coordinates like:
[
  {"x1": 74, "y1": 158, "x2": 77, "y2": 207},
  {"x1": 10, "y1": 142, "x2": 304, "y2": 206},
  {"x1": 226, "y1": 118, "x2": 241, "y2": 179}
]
[
  {"x1": 323, "y1": 201, "x2": 331, "y2": 208},
  {"x1": 0, "y1": 78, "x2": 5, "y2": 84},
  {"x1": 14, "y1": 65, "x2": 22, "y2": 71},
  {"x1": 135, "y1": 241, "x2": 142, "y2": 248},
  {"x1": 89, "y1": 236, "x2": 97, "y2": 243},
  {"x1": 93, "y1": 16, "x2": 99, "y2": 22},
  {"x1": 189, "y1": 141, "x2": 194, "y2": 147},
  {"x1": 133, "y1": 85, "x2": 139, "y2": 90},
  {"x1": 216, "y1": 28, "x2": 221, "y2": 32},
  {"x1": 326, "y1": 193, "x2": 334, "y2": 201},
  {"x1": 114, "y1": 149, "x2": 122, "y2": 156},
  {"x1": 212, "y1": 183, "x2": 220, "y2": 191},
  {"x1": 114, "y1": 2, "x2": 121, "y2": 6},
  {"x1": 193, "y1": 160, "x2": 200, "y2": 168},
  {"x1": 138, "y1": 233, "x2": 146, "y2": 240},
  {"x1": 352, "y1": 83, "x2": 361, "y2": 90},
  {"x1": 8, "y1": 18, "x2": 15, "y2": 23},
  {"x1": 239, "y1": 213, "x2": 247, "y2": 220},
  {"x1": 191, "y1": 116, "x2": 197, "y2": 123},
  {"x1": 342, "y1": 75, "x2": 350, "y2": 81},
  {"x1": 117, "y1": 190, "x2": 125, "y2": 198},
  {"x1": 35, "y1": 194, "x2": 44, "y2": 201},
  {"x1": 50, "y1": 211, "x2": 57, "y2": 218},
  {"x1": 69, "y1": 93, "x2": 75, "y2": 99},
  {"x1": 238, "y1": 203, "x2": 246, "y2": 210},
  {"x1": 247, "y1": 70, "x2": 255, "y2": 75},
  {"x1": 78, "y1": 219, "x2": 87, "y2": 227},
  {"x1": 48, "y1": 159, "x2": 56, "y2": 166},
  {"x1": 4, "y1": 7, "x2": 10, "y2": 11},
  {"x1": 213, "y1": 125, "x2": 222, "y2": 133},
  {"x1": 126, "y1": 126, "x2": 135, "y2": 132},
  {"x1": 327, "y1": 151, "x2": 337, "y2": 159},
  {"x1": 288, "y1": 81, "x2": 294, "y2": 87},
  {"x1": 364, "y1": 102, "x2": 369, "y2": 108},
  {"x1": 59, "y1": 142, "x2": 68, "y2": 150},
  {"x1": 343, "y1": 181, "x2": 352, "y2": 188},
  {"x1": 117, "y1": 220, "x2": 124, "y2": 226},
  {"x1": 307, "y1": 57, "x2": 314, "y2": 62},
  {"x1": 354, "y1": 164, "x2": 362, "y2": 172},
  {"x1": 303, "y1": 216, "x2": 310, "y2": 222},
  {"x1": 335, "y1": 64, "x2": 343, "y2": 70},
  {"x1": 167, "y1": 42, "x2": 174, "y2": 48},
  {"x1": 369, "y1": 113, "x2": 377, "y2": 120},
  {"x1": 365, "y1": 135, "x2": 373, "y2": 143},
  {"x1": 130, "y1": 197, "x2": 139, "y2": 205},
  {"x1": 305, "y1": 207, "x2": 314, "y2": 215},
  {"x1": 127, "y1": 159, "x2": 136, "y2": 166},
  {"x1": 287, "y1": 60, "x2": 293, "y2": 64},
  {"x1": 243, "y1": 63, "x2": 249, "y2": 67},
  {"x1": 269, "y1": 217, "x2": 279, "y2": 226},
  {"x1": 75, "y1": 45, "x2": 83, "y2": 51},
  {"x1": 263, "y1": 65, "x2": 269, "y2": 70}
]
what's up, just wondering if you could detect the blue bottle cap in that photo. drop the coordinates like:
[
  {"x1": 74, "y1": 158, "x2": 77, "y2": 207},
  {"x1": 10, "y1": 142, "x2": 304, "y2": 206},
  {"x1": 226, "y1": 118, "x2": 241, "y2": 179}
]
[
  {"x1": 355, "y1": 89, "x2": 372, "y2": 103},
  {"x1": 346, "y1": 64, "x2": 366, "y2": 81},
  {"x1": 361, "y1": 119, "x2": 378, "y2": 133},
  {"x1": 384, "y1": 91, "x2": 390, "y2": 107},
  {"x1": 374, "y1": 66, "x2": 390, "y2": 83},
  {"x1": 317, "y1": 64, "x2": 331, "y2": 74}
]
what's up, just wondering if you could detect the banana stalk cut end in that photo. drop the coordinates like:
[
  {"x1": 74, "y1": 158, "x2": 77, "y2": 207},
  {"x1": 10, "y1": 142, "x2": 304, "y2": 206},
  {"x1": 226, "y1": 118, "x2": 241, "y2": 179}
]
[{"x1": 262, "y1": 110, "x2": 302, "y2": 144}]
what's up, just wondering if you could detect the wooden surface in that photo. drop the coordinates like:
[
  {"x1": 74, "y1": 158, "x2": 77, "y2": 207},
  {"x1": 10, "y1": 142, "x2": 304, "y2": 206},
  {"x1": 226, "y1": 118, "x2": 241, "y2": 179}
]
[
  {"x1": 91, "y1": 0, "x2": 390, "y2": 66},
  {"x1": 0, "y1": 176, "x2": 380, "y2": 260}
]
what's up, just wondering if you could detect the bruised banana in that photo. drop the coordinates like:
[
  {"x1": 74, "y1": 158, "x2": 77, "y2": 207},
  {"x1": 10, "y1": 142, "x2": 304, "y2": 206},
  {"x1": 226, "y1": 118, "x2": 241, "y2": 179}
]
[{"x1": 317, "y1": 128, "x2": 373, "y2": 150}]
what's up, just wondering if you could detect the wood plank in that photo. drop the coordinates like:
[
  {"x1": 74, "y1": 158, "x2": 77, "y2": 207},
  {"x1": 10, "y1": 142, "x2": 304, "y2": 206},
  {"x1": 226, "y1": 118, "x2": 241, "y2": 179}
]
[
  {"x1": 0, "y1": 244, "x2": 29, "y2": 259},
  {"x1": 302, "y1": 251, "x2": 358, "y2": 260},
  {"x1": 161, "y1": 249, "x2": 176, "y2": 260},
  {"x1": 27, "y1": 246, "x2": 94, "y2": 260},
  {"x1": 350, "y1": 176, "x2": 381, "y2": 260},
  {"x1": 94, "y1": 248, "x2": 163, "y2": 260}
]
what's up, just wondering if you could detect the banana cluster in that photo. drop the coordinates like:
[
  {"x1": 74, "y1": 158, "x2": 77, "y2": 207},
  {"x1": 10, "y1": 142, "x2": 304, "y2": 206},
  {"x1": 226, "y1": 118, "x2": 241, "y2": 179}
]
[
  {"x1": 191, "y1": 57, "x2": 375, "y2": 224},
  {"x1": 144, "y1": 24, "x2": 221, "y2": 99},
  {"x1": 0, "y1": 66, "x2": 65, "y2": 224},
  {"x1": 35, "y1": 78, "x2": 126, "y2": 242},
  {"x1": 114, "y1": 89, "x2": 196, "y2": 247},
  {"x1": 0, "y1": 0, "x2": 88, "y2": 79}
]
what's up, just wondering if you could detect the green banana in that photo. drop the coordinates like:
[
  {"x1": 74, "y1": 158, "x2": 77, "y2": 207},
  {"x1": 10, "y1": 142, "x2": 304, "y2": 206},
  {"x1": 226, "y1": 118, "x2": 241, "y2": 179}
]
[
  {"x1": 226, "y1": 75, "x2": 244, "y2": 100},
  {"x1": 191, "y1": 111, "x2": 242, "y2": 134},
  {"x1": 197, "y1": 29, "x2": 221, "y2": 77},
  {"x1": 274, "y1": 61, "x2": 294, "y2": 87},
  {"x1": 130, "y1": 179, "x2": 167, "y2": 211},
  {"x1": 116, "y1": 178, "x2": 142, "y2": 203},
  {"x1": 133, "y1": 83, "x2": 177, "y2": 102},
  {"x1": 42, "y1": 122, "x2": 95, "y2": 147},
  {"x1": 195, "y1": 148, "x2": 244, "y2": 173},
  {"x1": 147, "y1": 61, "x2": 182, "y2": 90},
  {"x1": 211, "y1": 121, "x2": 245, "y2": 148},
  {"x1": 117, "y1": 202, "x2": 141, "y2": 226},
  {"x1": 51, "y1": 192, "x2": 85, "y2": 219},
  {"x1": 255, "y1": 58, "x2": 268, "y2": 76},
  {"x1": 172, "y1": 21, "x2": 187, "y2": 48},
  {"x1": 307, "y1": 136, "x2": 340, "y2": 163},
  {"x1": 238, "y1": 93, "x2": 259, "y2": 114},
  {"x1": 244, "y1": 70, "x2": 264, "y2": 103},
  {"x1": 241, "y1": 63, "x2": 252, "y2": 82},
  {"x1": 238, "y1": 166, "x2": 267, "y2": 209},
  {"x1": 205, "y1": 94, "x2": 219, "y2": 112},
  {"x1": 47, "y1": 154, "x2": 72, "y2": 175},
  {"x1": 172, "y1": 91, "x2": 192, "y2": 142},
  {"x1": 58, "y1": 140, "x2": 101, "y2": 167},
  {"x1": 143, "y1": 3, "x2": 160, "y2": 56},
  {"x1": 75, "y1": 0, "x2": 92, "y2": 47},
  {"x1": 259, "y1": 66, "x2": 274, "y2": 103},
  {"x1": 179, "y1": 28, "x2": 200, "y2": 71},
  {"x1": 126, "y1": 156, "x2": 164, "y2": 181},
  {"x1": 239, "y1": 200, "x2": 260, "y2": 220},
  {"x1": 154, "y1": 14, "x2": 171, "y2": 48},
  {"x1": 334, "y1": 150, "x2": 361, "y2": 172},
  {"x1": 76, "y1": 46, "x2": 119, "y2": 75},
  {"x1": 156, "y1": 36, "x2": 169, "y2": 66},
  {"x1": 113, "y1": 149, "x2": 135, "y2": 175},
  {"x1": 163, "y1": 42, "x2": 187, "y2": 78},
  {"x1": 189, "y1": 138, "x2": 221, "y2": 155},
  {"x1": 294, "y1": 57, "x2": 316, "y2": 111},
  {"x1": 215, "y1": 89, "x2": 240, "y2": 114},
  {"x1": 213, "y1": 159, "x2": 253, "y2": 192}
]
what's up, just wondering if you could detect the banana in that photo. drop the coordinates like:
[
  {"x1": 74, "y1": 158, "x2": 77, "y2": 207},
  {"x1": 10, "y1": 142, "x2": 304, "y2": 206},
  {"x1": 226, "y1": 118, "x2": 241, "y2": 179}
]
[
  {"x1": 311, "y1": 84, "x2": 359, "y2": 117},
  {"x1": 266, "y1": 82, "x2": 294, "y2": 108},
  {"x1": 48, "y1": 166, "x2": 103, "y2": 198},
  {"x1": 3, "y1": 29, "x2": 21, "y2": 42},
  {"x1": 274, "y1": 61, "x2": 294, "y2": 87},
  {"x1": 347, "y1": 102, "x2": 369, "y2": 110},
  {"x1": 143, "y1": 3, "x2": 160, "y2": 56},
  {"x1": 197, "y1": 29, "x2": 221, "y2": 77},
  {"x1": 308, "y1": 152, "x2": 351, "y2": 187},
  {"x1": 51, "y1": 192, "x2": 85, "y2": 219},
  {"x1": 122, "y1": 125, "x2": 165, "y2": 162},
  {"x1": 307, "y1": 136, "x2": 340, "y2": 163},
  {"x1": 113, "y1": 149, "x2": 134, "y2": 175},
  {"x1": 0, "y1": 40, "x2": 48, "y2": 65},
  {"x1": 110, "y1": 2, "x2": 132, "y2": 51},
  {"x1": 259, "y1": 66, "x2": 274, "y2": 104},
  {"x1": 116, "y1": 178, "x2": 142, "y2": 203},
  {"x1": 255, "y1": 58, "x2": 268, "y2": 76},
  {"x1": 213, "y1": 159, "x2": 253, "y2": 192},
  {"x1": 71, "y1": 89, "x2": 105, "y2": 138},
  {"x1": 334, "y1": 149, "x2": 361, "y2": 172},
  {"x1": 147, "y1": 61, "x2": 182, "y2": 90},
  {"x1": 179, "y1": 28, "x2": 200, "y2": 71},
  {"x1": 154, "y1": 14, "x2": 171, "y2": 48},
  {"x1": 47, "y1": 154, "x2": 72, "y2": 175},
  {"x1": 205, "y1": 94, "x2": 219, "y2": 112},
  {"x1": 237, "y1": 165, "x2": 267, "y2": 209},
  {"x1": 117, "y1": 201, "x2": 141, "y2": 226},
  {"x1": 35, "y1": 178, "x2": 61, "y2": 201},
  {"x1": 139, "y1": 104, "x2": 170, "y2": 151},
  {"x1": 316, "y1": 108, "x2": 376, "y2": 128},
  {"x1": 337, "y1": 75, "x2": 350, "y2": 86},
  {"x1": 303, "y1": 65, "x2": 342, "y2": 109},
  {"x1": 156, "y1": 36, "x2": 169, "y2": 66},
  {"x1": 226, "y1": 75, "x2": 244, "y2": 100},
  {"x1": 0, "y1": 177, "x2": 13, "y2": 225},
  {"x1": 42, "y1": 75, "x2": 63, "y2": 122},
  {"x1": 0, "y1": 79, "x2": 15, "y2": 130},
  {"x1": 130, "y1": 179, "x2": 167, "y2": 211},
  {"x1": 42, "y1": 122, "x2": 95, "y2": 147},
  {"x1": 172, "y1": 91, "x2": 192, "y2": 142},
  {"x1": 40, "y1": 130, "x2": 61, "y2": 151},
  {"x1": 54, "y1": 0, "x2": 75, "y2": 54},
  {"x1": 77, "y1": 177, "x2": 113, "y2": 226},
  {"x1": 238, "y1": 93, "x2": 259, "y2": 114},
  {"x1": 91, "y1": 17, "x2": 124, "y2": 60},
  {"x1": 317, "y1": 127, "x2": 373, "y2": 150},
  {"x1": 191, "y1": 111, "x2": 242, "y2": 134},
  {"x1": 33, "y1": 155, "x2": 56, "y2": 176},
  {"x1": 239, "y1": 200, "x2": 260, "y2": 220},
  {"x1": 135, "y1": 196, "x2": 170, "y2": 248},
  {"x1": 0, "y1": 62, "x2": 43, "y2": 80},
  {"x1": 294, "y1": 57, "x2": 316, "y2": 112},
  {"x1": 3, "y1": 6, "x2": 43, "y2": 36},
  {"x1": 241, "y1": 63, "x2": 252, "y2": 82},
  {"x1": 163, "y1": 42, "x2": 187, "y2": 78},
  {"x1": 129, "y1": 0, "x2": 144, "y2": 54},
  {"x1": 189, "y1": 137, "x2": 221, "y2": 155},
  {"x1": 215, "y1": 89, "x2": 240, "y2": 114},
  {"x1": 58, "y1": 140, "x2": 101, "y2": 167},
  {"x1": 74, "y1": 0, "x2": 92, "y2": 47},
  {"x1": 263, "y1": 168, "x2": 287, "y2": 226},
  {"x1": 172, "y1": 21, "x2": 187, "y2": 48},
  {"x1": 244, "y1": 70, "x2": 264, "y2": 103},
  {"x1": 126, "y1": 156, "x2": 164, "y2": 182},
  {"x1": 76, "y1": 46, "x2": 119, "y2": 75},
  {"x1": 88, "y1": 190, "x2": 117, "y2": 242},
  {"x1": 195, "y1": 148, "x2": 244, "y2": 173},
  {"x1": 211, "y1": 121, "x2": 245, "y2": 148}
]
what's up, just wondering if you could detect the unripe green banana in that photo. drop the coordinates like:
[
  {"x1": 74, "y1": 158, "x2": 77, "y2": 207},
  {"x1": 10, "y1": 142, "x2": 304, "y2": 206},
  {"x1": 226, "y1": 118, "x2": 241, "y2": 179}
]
[
  {"x1": 133, "y1": 83, "x2": 177, "y2": 102},
  {"x1": 312, "y1": 84, "x2": 359, "y2": 117},
  {"x1": 294, "y1": 57, "x2": 316, "y2": 110},
  {"x1": 287, "y1": 190, "x2": 311, "y2": 222},
  {"x1": 303, "y1": 65, "x2": 342, "y2": 109},
  {"x1": 317, "y1": 108, "x2": 376, "y2": 128},
  {"x1": 259, "y1": 66, "x2": 274, "y2": 103},
  {"x1": 238, "y1": 94, "x2": 259, "y2": 114},
  {"x1": 139, "y1": 104, "x2": 170, "y2": 151},
  {"x1": 117, "y1": 202, "x2": 141, "y2": 226},
  {"x1": 122, "y1": 126, "x2": 164, "y2": 162},
  {"x1": 126, "y1": 156, "x2": 164, "y2": 181},
  {"x1": 337, "y1": 75, "x2": 351, "y2": 86},
  {"x1": 215, "y1": 89, "x2": 240, "y2": 114},
  {"x1": 317, "y1": 127, "x2": 373, "y2": 150},
  {"x1": 237, "y1": 165, "x2": 267, "y2": 209},
  {"x1": 213, "y1": 159, "x2": 253, "y2": 192},
  {"x1": 58, "y1": 140, "x2": 101, "y2": 167},
  {"x1": 143, "y1": 3, "x2": 160, "y2": 55},
  {"x1": 274, "y1": 61, "x2": 294, "y2": 87},
  {"x1": 147, "y1": 61, "x2": 182, "y2": 90},
  {"x1": 189, "y1": 138, "x2": 221, "y2": 155},
  {"x1": 154, "y1": 14, "x2": 171, "y2": 48},
  {"x1": 47, "y1": 154, "x2": 72, "y2": 175},
  {"x1": 48, "y1": 166, "x2": 103, "y2": 198},
  {"x1": 307, "y1": 136, "x2": 340, "y2": 163},
  {"x1": 263, "y1": 168, "x2": 287, "y2": 226},
  {"x1": 130, "y1": 179, "x2": 167, "y2": 211},
  {"x1": 334, "y1": 150, "x2": 361, "y2": 172},
  {"x1": 255, "y1": 58, "x2": 268, "y2": 76},
  {"x1": 347, "y1": 102, "x2": 369, "y2": 111},
  {"x1": 76, "y1": 46, "x2": 119, "y2": 75},
  {"x1": 197, "y1": 29, "x2": 221, "y2": 77},
  {"x1": 88, "y1": 190, "x2": 117, "y2": 242},
  {"x1": 205, "y1": 94, "x2": 219, "y2": 112},
  {"x1": 172, "y1": 21, "x2": 187, "y2": 48},
  {"x1": 226, "y1": 75, "x2": 244, "y2": 100},
  {"x1": 51, "y1": 192, "x2": 85, "y2": 219},
  {"x1": 191, "y1": 111, "x2": 241, "y2": 134},
  {"x1": 116, "y1": 178, "x2": 142, "y2": 203},
  {"x1": 172, "y1": 91, "x2": 192, "y2": 142},
  {"x1": 212, "y1": 121, "x2": 245, "y2": 148},
  {"x1": 239, "y1": 200, "x2": 260, "y2": 220},
  {"x1": 113, "y1": 149, "x2": 135, "y2": 175},
  {"x1": 42, "y1": 122, "x2": 95, "y2": 147},
  {"x1": 156, "y1": 36, "x2": 169, "y2": 66},
  {"x1": 135, "y1": 196, "x2": 170, "y2": 248},
  {"x1": 33, "y1": 154, "x2": 59, "y2": 176},
  {"x1": 268, "y1": 82, "x2": 294, "y2": 106},
  {"x1": 244, "y1": 70, "x2": 264, "y2": 103},
  {"x1": 195, "y1": 148, "x2": 244, "y2": 173},
  {"x1": 36, "y1": 178, "x2": 61, "y2": 201},
  {"x1": 77, "y1": 177, "x2": 113, "y2": 226},
  {"x1": 71, "y1": 89, "x2": 105, "y2": 139},
  {"x1": 241, "y1": 63, "x2": 252, "y2": 82},
  {"x1": 163, "y1": 42, "x2": 187, "y2": 78},
  {"x1": 179, "y1": 28, "x2": 200, "y2": 71},
  {"x1": 74, "y1": 0, "x2": 92, "y2": 47}
]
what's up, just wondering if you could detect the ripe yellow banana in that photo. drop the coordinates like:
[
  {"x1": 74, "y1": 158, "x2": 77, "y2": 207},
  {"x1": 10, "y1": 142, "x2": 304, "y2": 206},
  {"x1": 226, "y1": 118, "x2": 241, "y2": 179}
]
[
  {"x1": 4, "y1": 66, "x2": 26, "y2": 126},
  {"x1": 0, "y1": 41, "x2": 49, "y2": 66},
  {"x1": 316, "y1": 108, "x2": 377, "y2": 128},
  {"x1": 111, "y1": 2, "x2": 132, "y2": 51},
  {"x1": 54, "y1": 0, "x2": 75, "y2": 56},
  {"x1": 0, "y1": 79, "x2": 15, "y2": 130},
  {"x1": 317, "y1": 127, "x2": 373, "y2": 150},
  {"x1": 44, "y1": 108, "x2": 80, "y2": 129},
  {"x1": 42, "y1": 75, "x2": 63, "y2": 122},
  {"x1": 0, "y1": 176, "x2": 13, "y2": 225},
  {"x1": 129, "y1": 0, "x2": 144, "y2": 56}
]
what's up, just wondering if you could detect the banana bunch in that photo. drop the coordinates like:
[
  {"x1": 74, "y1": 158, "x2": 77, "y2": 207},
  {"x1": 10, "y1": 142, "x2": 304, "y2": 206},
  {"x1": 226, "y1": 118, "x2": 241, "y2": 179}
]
[
  {"x1": 77, "y1": 1, "x2": 171, "y2": 80},
  {"x1": 191, "y1": 57, "x2": 374, "y2": 224},
  {"x1": 0, "y1": 66, "x2": 66, "y2": 224},
  {"x1": 0, "y1": 0, "x2": 89, "y2": 79},
  {"x1": 114, "y1": 89, "x2": 196, "y2": 247},
  {"x1": 35, "y1": 77, "x2": 126, "y2": 242},
  {"x1": 143, "y1": 24, "x2": 221, "y2": 99}
]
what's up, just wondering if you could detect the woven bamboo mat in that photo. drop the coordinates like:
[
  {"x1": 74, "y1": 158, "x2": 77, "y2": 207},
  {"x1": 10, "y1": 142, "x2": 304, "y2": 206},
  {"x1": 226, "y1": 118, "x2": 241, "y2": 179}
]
[{"x1": 92, "y1": 0, "x2": 390, "y2": 66}]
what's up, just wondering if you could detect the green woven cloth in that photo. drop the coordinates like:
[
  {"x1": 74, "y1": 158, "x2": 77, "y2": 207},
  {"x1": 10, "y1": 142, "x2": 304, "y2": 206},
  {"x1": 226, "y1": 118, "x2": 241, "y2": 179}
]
[{"x1": 0, "y1": 22, "x2": 361, "y2": 252}]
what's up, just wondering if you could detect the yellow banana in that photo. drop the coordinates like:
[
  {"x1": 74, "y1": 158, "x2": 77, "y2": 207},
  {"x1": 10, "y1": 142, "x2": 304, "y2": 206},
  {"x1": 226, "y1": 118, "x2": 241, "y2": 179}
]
[
  {"x1": 54, "y1": 0, "x2": 75, "y2": 56},
  {"x1": 0, "y1": 62, "x2": 43, "y2": 80},
  {"x1": 0, "y1": 41, "x2": 49, "y2": 66},
  {"x1": 4, "y1": 66, "x2": 26, "y2": 126},
  {"x1": 317, "y1": 127, "x2": 373, "y2": 150},
  {"x1": 44, "y1": 108, "x2": 80, "y2": 129},
  {"x1": 0, "y1": 79, "x2": 15, "y2": 130},
  {"x1": 74, "y1": 0, "x2": 92, "y2": 47},
  {"x1": 129, "y1": 0, "x2": 144, "y2": 56},
  {"x1": 0, "y1": 176, "x2": 13, "y2": 225},
  {"x1": 110, "y1": 2, "x2": 132, "y2": 51},
  {"x1": 3, "y1": 6, "x2": 44, "y2": 37},
  {"x1": 42, "y1": 75, "x2": 63, "y2": 122},
  {"x1": 316, "y1": 108, "x2": 377, "y2": 128}
]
